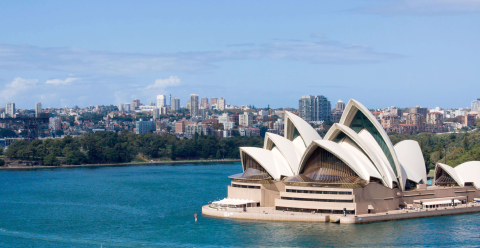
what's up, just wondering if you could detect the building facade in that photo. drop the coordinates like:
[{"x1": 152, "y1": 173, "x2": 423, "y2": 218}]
[
  {"x1": 190, "y1": 94, "x2": 199, "y2": 117},
  {"x1": 411, "y1": 106, "x2": 427, "y2": 119},
  {"x1": 299, "y1": 95, "x2": 331, "y2": 122},
  {"x1": 335, "y1": 99, "x2": 345, "y2": 110},
  {"x1": 152, "y1": 108, "x2": 160, "y2": 120},
  {"x1": 135, "y1": 119, "x2": 156, "y2": 134},
  {"x1": 171, "y1": 97, "x2": 180, "y2": 111},
  {"x1": 211, "y1": 97, "x2": 218, "y2": 108},
  {"x1": 472, "y1": 98, "x2": 480, "y2": 111},
  {"x1": 200, "y1": 97, "x2": 209, "y2": 109},
  {"x1": 239, "y1": 112, "x2": 252, "y2": 127},
  {"x1": 49, "y1": 117, "x2": 62, "y2": 131},
  {"x1": 35, "y1": 102, "x2": 42, "y2": 118},
  {"x1": 5, "y1": 102, "x2": 15, "y2": 118},
  {"x1": 465, "y1": 114, "x2": 476, "y2": 127},
  {"x1": 157, "y1": 95, "x2": 166, "y2": 108},
  {"x1": 426, "y1": 112, "x2": 444, "y2": 132},
  {"x1": 218, "y1": 97, "x2": 226, "y2": 111}
]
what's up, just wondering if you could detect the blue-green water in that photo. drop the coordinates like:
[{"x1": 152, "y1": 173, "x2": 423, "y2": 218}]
[{"x1": 1, "y1": 162, "x2": 480, "y2": 247}]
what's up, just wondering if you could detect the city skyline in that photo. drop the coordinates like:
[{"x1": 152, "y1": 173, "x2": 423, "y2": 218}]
[{"x1": 1, "y1": 1, "x2": 479, "y2": 109}]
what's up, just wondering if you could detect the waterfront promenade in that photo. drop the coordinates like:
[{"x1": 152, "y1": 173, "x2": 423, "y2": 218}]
[
  {"x1": 202, "y1": 202, "x2": 480, "y2": 224},
  {"x1": 0, "y1": 159, "x2": 240, "y2": 170}
]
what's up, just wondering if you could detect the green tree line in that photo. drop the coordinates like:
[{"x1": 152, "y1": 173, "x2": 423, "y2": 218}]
[{"x1": 3, "y1": 131, "x2": 263, "y2": 166}]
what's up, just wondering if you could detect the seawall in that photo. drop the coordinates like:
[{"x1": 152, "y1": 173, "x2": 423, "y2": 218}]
[
  {"x1": 202, "y1": 204, "x2": 480, "y2": 224},
  {"x1": 0, "y1": 159, "x2": 240, "y2": 170}
]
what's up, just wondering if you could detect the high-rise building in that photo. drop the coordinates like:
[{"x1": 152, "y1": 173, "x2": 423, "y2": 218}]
[
  {"x1": 190, "y1": 94, "x2": 199, "y2": 117},
  {"x1": 335, "y1": 99, "x2": 345, "y2": 110},
  {"x1": 218, "y1": 97, "x2": 226, "y2": 111},
  {"x1": 171, "y1": 97, "x2": 180, "y2": 111},
  {"x1": 130, "y1": 101, "x2": 137, "y2": 110},
  {"x1": 211, "y1": 97, "x2": 218, "y2": 107},
  {"x1": 124, "y1": 103, "x2": 131, "y2": 112},
  {"x1": 410, "y1": 106, "x2": 427, "y2": 119},
  {"x1": 152, "y1": 108, "x2": 160, "y2": 120},
  {"x1": 135, "y1": 119, "x2": 156, "y2": 134},
  {"x1": 298, "y1": 95, "x2": 331, "y2": 122},
  {"x1": 465, "y1": 114, "x2": 476, "y2": 127},
  {"x1": 239, "y1": 112, "x2": 252, "y2": 127},
  {"x1": 117, "y1": 103, "x2": 125, "y2": 112},
  {"x1": 200, "y1": 97, "x2": 209, "y2": 109},
  {"x1": 149, "y1": 102, "x2": 155, "y2": 106},
  {"x1": 49, "y1": 117, "x2": 62, "y2": 131},
  {"x1": 133, "y1": 98, "x2": 141, "y2": 106},
  {"x1": 5, "y1": 102, "x2": 15, "y2": 118},
  {"x1": 472, "y1": 98, "x2": 480, "y2": 111},
  {"x1": 157, "y1": 95, "x2": 166, "y2": 108},
  {"x1": 185, "y1": 100, "x2": 191, "y2": 110},
  {"x1": 35, "y1": 102, "x2": 42, "y2": 117}
]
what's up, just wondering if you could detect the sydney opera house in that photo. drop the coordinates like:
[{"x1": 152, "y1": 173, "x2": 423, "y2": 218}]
[{"x1": 206, "y1": 99, "x2": 480, "y2": 217}]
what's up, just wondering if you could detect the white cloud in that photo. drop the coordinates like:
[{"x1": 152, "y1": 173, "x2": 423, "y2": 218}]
[
  {"x1": 45, "y1": 77, "x2": 80, "y2": 85},
  {"x1": 0, "y1": 40, "x2": 398, "y2": 75},
  {"x1": 146, "y1": 76, "x2": 182, "y2": 90},
  {"x1": 357, "y1": 0, "x2": 480, "y2": 15},
  {"x1": 0, "y1": 77, "x2": 38, "y2": 101}
]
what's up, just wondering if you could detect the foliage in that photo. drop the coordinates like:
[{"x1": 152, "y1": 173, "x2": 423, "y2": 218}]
[
  {"x1": 388, "y1": 130, "x2": 480, "y2": 171},
  {"x1": 4, "y1": 131, "x2": 263, "y2": 165},
  {"x1": 0, "y1": 128, "x2": 17, "y2": 138},
  {"x1": 0, "y1": 159, "x2": 4, "y2": 166},
  {"x1": 43, "y1": 153, "x2": 60, "y2": 166}
]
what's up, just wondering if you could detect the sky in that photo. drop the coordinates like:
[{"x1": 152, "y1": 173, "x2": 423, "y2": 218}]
[{"x1": 0, "y1": 0, "x2": 479, "y2": 110}]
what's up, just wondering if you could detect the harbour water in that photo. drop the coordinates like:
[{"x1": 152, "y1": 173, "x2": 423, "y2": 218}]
[{"x1": 1, "y1": 162, "x2": 479, "y2": 247}]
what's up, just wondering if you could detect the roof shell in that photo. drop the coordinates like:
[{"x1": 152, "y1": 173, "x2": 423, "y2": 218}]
[
  {"x1": 324, "y1": 123, "x2": 395, "y2": 188},
  {"x1": 297, "y1": 140, "x2": 370, "y2": 181},
  {"x1": 435, "y1": 163, "x2": 462, "y2": 186},
  {"x1": 284, "y1": 111, "x2": 322, "y2": 148},
  {"x1": 394, "y1": 140, "x2": 427, "y2": 185},
  {"x1": 264, "y1": 132, "x2": 302, "y2": 174},
  {"x1": 339, "y1": 99, "x2": 405, "y2": 190},
  {"x1": 240, "y1": 147, "x2": 293, "y2": 180},
  {"x1": 453, "y1": 161, "x2": 480, "y2": 188}
]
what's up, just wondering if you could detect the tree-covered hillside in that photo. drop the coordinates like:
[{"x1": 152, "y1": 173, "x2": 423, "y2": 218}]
[
  {"x1": 4, "y1": 131, "x2": 263, "y2": 166},
  {"x1": 388, "y1": 130, "x2": 480, "y2": 172}
]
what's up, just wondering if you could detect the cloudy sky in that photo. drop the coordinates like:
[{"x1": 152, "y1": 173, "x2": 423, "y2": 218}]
[{"x1": 0, "y1": 0, "x2": 479, "y2": 109}]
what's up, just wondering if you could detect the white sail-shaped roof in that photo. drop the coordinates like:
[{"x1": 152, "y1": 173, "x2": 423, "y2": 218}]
[
  {"x1": 435, "y1": 163, "x2": 463, "y2": 186},
  {"x1": 240, "y1": 147, "x2": 294, "y2": 180},
  {"x1": 451, "y1": 161, "x2": 480, "y2": 188},
  {"x1": 297, "y1": 140, "x2": 372, "y2": 181},
  {"x1": 264, "y1": 132, "x2": 302, "y2": 174},
  {"x1": 284, "y1": 111, "x2": 322, "y2": 153},
  {"x1": 336, "y1": 137, "x2": 383, "y2": 182},
  {"x1": 324, "y1": 123, "x2": 394, "y2": 188},
  {"x1": 340, "y1": 99, "x2": 405, "y2": 190},
  {"x1": 394, "y1": 140, "x2": 427, "y2": 185}
]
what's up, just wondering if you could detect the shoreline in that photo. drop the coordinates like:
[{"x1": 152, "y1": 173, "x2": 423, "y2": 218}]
[{"x1": 0, "y1": 159, "x2": 240, "y2": 170}]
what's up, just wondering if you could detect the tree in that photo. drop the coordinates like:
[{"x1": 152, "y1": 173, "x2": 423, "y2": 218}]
[
  {"x1": 216, "y1": 149, "x2": 221, "y2": 159},
  {"x1": 55, "y1": 130, "x2": 64, "y2": 136},
  {"x1": 0, "y1": 128, "x2": 17, "y2": 138},
  {"x1": 43, "y1": 153, "x2": 60, "y2": 166},
  {"x1": 65, "y1": 151, "x2": 87, "y2": 165},
  {"x1": 260, "y1": 126, "x2": 268, "y2": 138},
  {"x1": 0, "y1": 159, "x2": 4, "y2": 166},
  {"x1": 170, "y1": 143, "x2": 176, "y2": 160}
]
